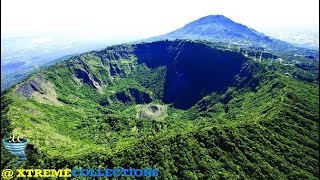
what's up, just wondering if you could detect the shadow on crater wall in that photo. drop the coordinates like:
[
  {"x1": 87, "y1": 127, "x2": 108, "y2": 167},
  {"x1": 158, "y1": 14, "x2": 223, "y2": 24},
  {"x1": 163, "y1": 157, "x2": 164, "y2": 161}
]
[{"x1": 134, "y1": 41, "x2": 247, "y2": 109}]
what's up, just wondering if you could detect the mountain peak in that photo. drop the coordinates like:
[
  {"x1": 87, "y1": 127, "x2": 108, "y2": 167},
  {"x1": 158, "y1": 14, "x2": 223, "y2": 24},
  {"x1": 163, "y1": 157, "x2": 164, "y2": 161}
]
[
  {"x1": 156, "y1": 14, "x2": 272, "y2": 46},
  {"x1": 186, "y1": 15, "x2": 233, "y2": 26},
  {"x1": 198, "y1": 14, "x2": 230, "y2": 20}
]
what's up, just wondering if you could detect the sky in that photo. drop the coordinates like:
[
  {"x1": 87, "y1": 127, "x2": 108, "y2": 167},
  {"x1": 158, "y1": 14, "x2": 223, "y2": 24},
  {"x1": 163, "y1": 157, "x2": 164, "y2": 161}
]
[{"x1": 1, "y1": 0, "x2": 319, "y2": 42}]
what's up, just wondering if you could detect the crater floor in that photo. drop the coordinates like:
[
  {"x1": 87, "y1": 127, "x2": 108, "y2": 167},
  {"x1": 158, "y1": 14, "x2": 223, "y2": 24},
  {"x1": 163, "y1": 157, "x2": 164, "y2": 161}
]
[{"x1": 136, "y1": 104, "x2": 167, "y2": 121}]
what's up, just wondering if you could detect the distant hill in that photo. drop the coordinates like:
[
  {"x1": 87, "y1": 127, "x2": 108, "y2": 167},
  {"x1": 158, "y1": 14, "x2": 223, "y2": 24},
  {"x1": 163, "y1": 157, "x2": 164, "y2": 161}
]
[
  {"x1": 156, "y1": 15, "x2": 272, "y2": 44},
  {"x1": 148, "y1": 15, "x2": 318, "y2": 59}
]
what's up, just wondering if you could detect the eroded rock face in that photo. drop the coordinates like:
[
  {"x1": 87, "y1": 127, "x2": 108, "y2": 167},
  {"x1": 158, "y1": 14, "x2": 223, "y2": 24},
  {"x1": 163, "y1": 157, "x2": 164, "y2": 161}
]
[
  {"x1": 74, "y1": 69, "x2": 101, "y2": 90},
  {"x1": 109, "y1": 60, "x2": 137, "y2": 77},
  {"x1": 129, "y1": 88, "x2": 152, "y2": 104},
  {"x1": 98, "y1": 45, "x2": 134, "y2": 62},
  {"x1": 114, "y1": 88, "x2": 152, "y2": 104},
  {"x1": 109, "y1": 63, "x2": 122, "y2": 76},
  {"x1": 16, "y1": 75, "x2": 63, "y2": 106},
  {"x1": 74, "y1": 69, "x2": 91, "y2": 84},
  {"x1": 16, "y1": 75, "x2": 46, "y2": 98}
]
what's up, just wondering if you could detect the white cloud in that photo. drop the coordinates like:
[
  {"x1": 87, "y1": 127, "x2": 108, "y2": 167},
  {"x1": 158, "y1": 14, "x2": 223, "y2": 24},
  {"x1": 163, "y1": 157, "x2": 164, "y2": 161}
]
[{"x1": 1, "y1": 0, "x2": 319, "y2": 41}]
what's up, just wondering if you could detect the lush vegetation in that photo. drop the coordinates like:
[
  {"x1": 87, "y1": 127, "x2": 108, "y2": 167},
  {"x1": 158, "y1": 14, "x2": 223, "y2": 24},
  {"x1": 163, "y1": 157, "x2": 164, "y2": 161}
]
[{"x1": 1, "y1": 40, "x2": 319, "y2": 179}]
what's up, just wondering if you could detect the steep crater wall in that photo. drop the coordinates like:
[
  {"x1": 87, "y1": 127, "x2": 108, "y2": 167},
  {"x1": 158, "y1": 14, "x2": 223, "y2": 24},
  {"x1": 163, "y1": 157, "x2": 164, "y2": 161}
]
[{"x1": 134, "y1": 41, "x2": 248, "y2": 109}]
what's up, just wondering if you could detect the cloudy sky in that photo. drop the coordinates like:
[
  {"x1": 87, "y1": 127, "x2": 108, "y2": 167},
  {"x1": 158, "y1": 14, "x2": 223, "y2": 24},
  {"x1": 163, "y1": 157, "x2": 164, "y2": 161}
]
[{"x1": 1, "y1": 0, "x2": 319, "y2": 41}]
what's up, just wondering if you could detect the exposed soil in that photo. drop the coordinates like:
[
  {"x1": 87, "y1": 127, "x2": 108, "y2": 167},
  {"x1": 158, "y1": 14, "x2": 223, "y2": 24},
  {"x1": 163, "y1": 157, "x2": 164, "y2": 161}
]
[{"x1": 136, "y1": 104, "x2": 167, "y2": 120}]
